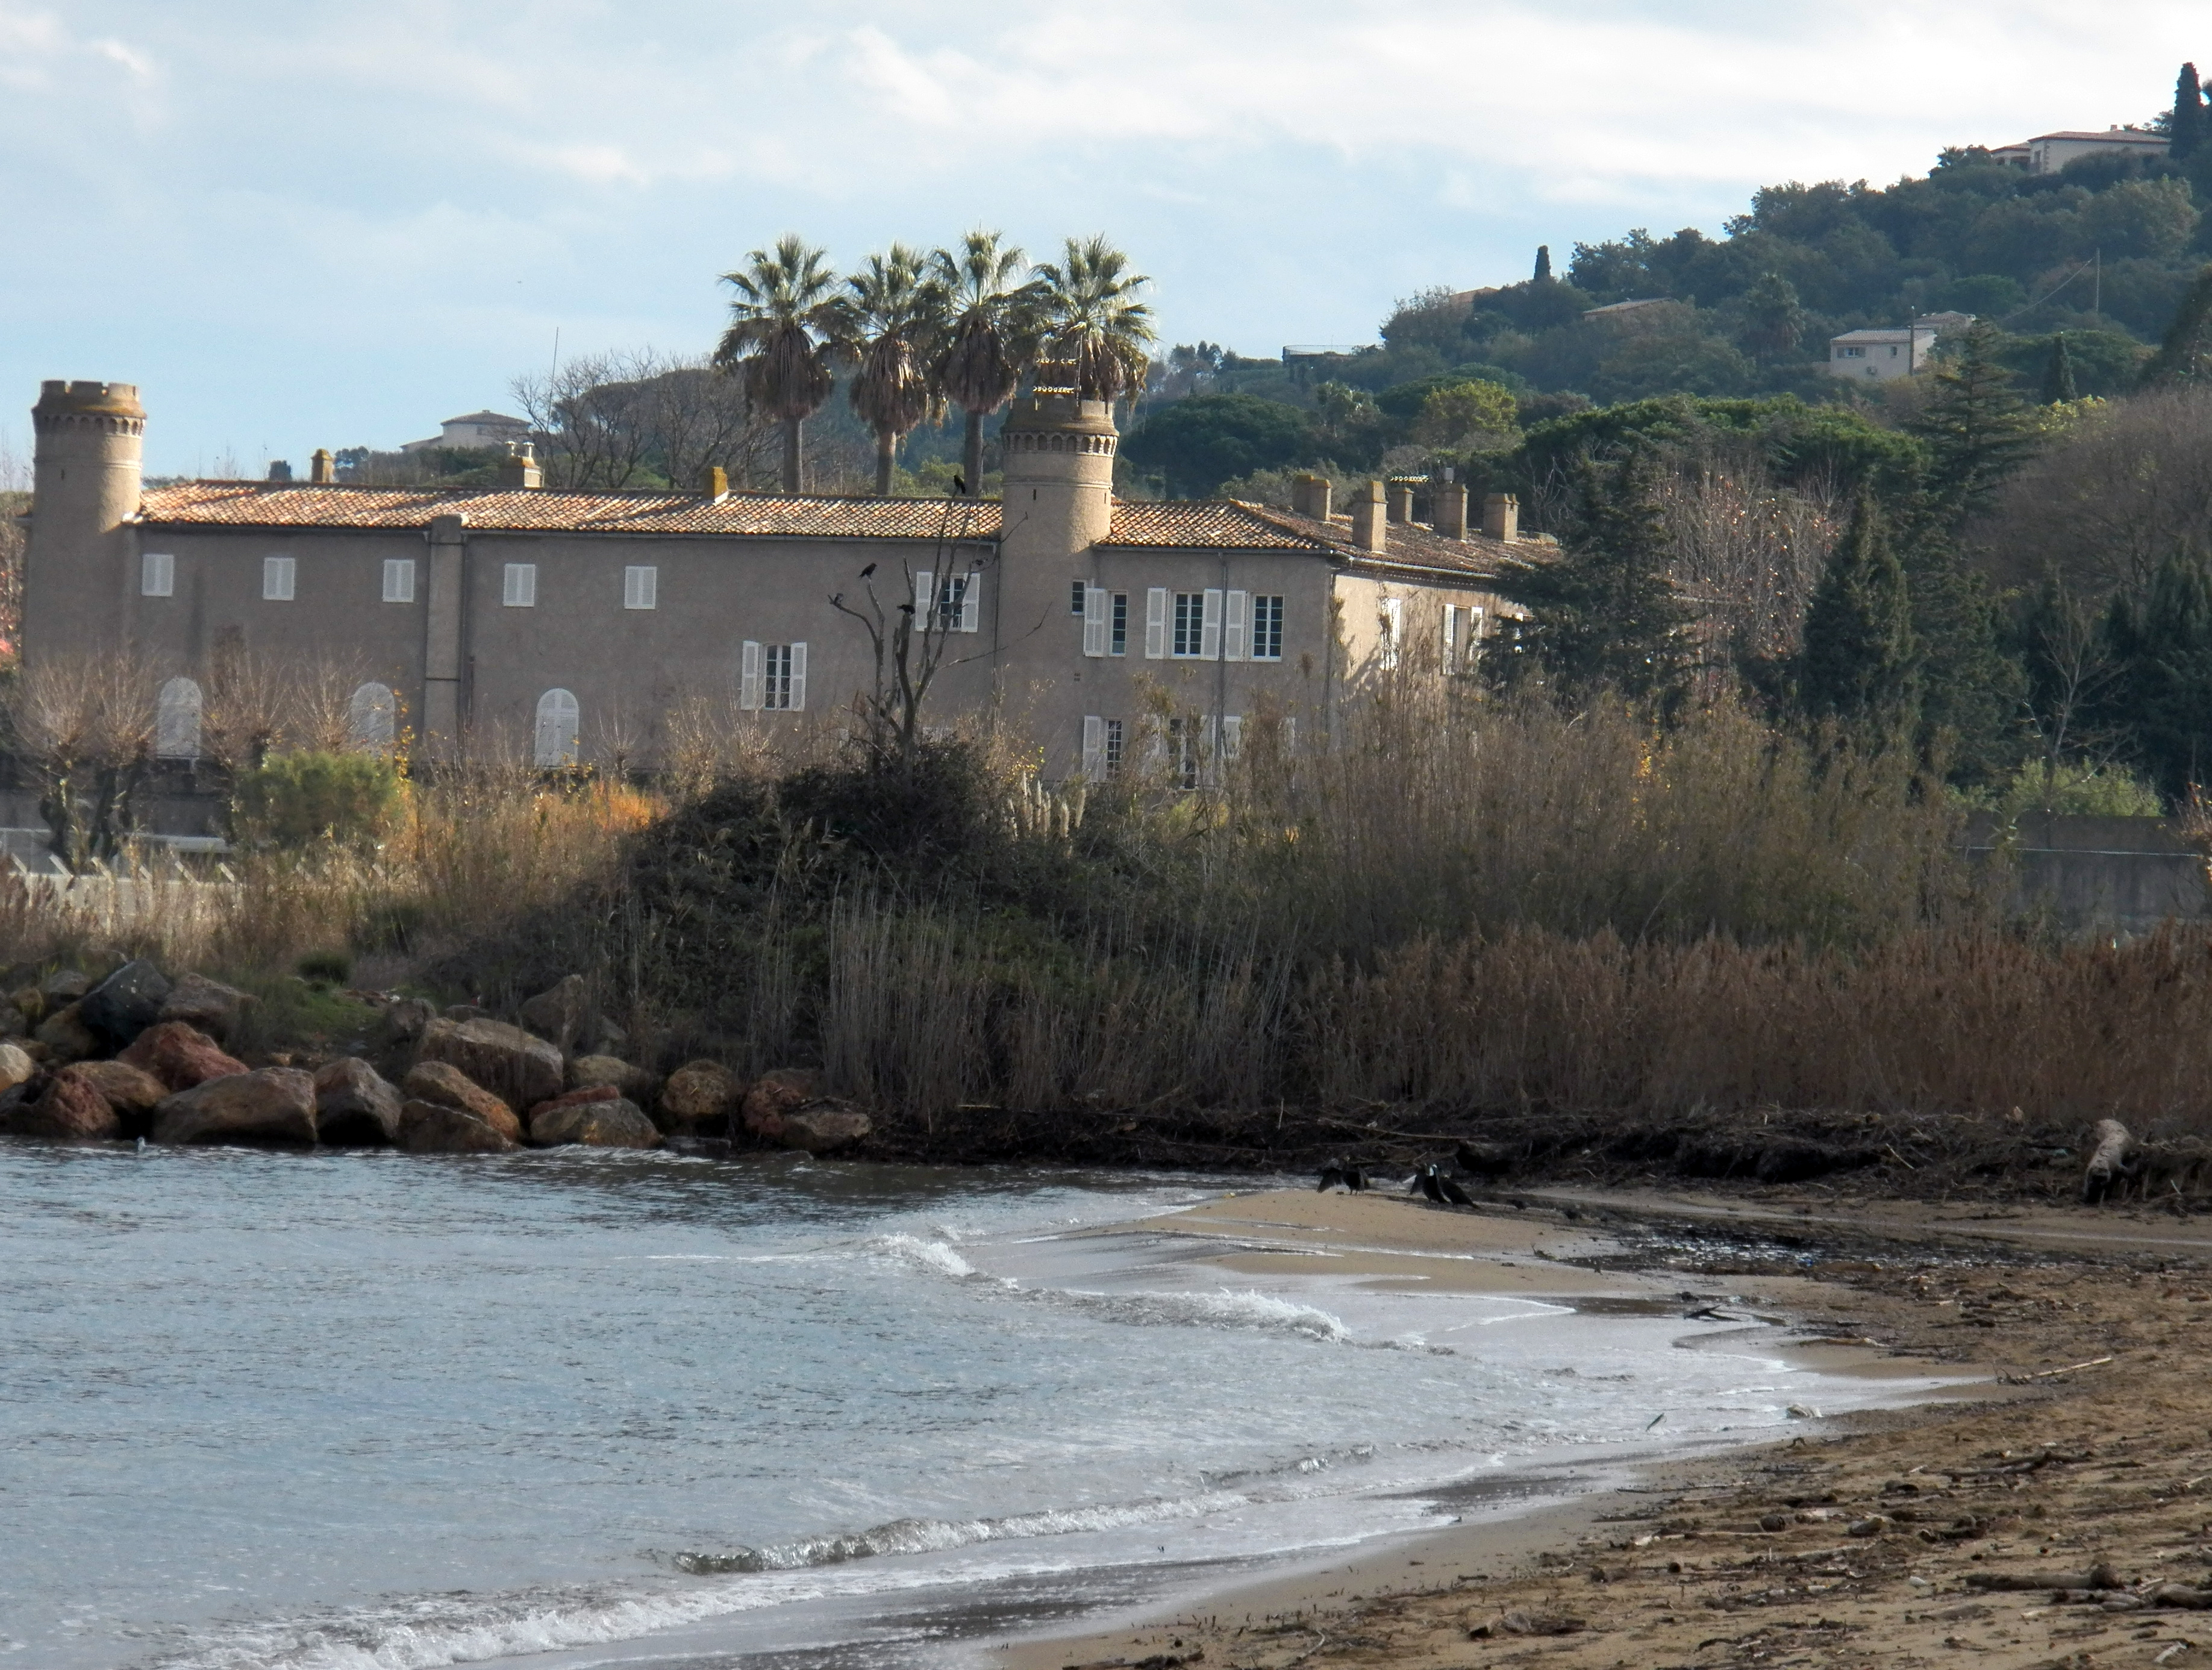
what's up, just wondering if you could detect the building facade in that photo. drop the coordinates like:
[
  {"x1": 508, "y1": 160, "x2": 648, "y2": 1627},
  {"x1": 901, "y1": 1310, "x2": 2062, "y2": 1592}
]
[
  {"x1": 23, "y1": 380, "x2": 1533, "y2": 784},
  {"x1": 1826, "y1": 325, "x2": 1940, "y2": 381}
]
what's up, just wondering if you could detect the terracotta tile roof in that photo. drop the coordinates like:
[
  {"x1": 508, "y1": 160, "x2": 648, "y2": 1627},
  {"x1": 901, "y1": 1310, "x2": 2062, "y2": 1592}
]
[
  {"x1": 132, "y1": 481, "x2": 1546, "y2": 578},
  {"x1": 136, "y1": 481, "x2": 1003, "y2": 540},
  {"x1": 1105, "y1": 498, "x2": 1539, "y2": 581}
]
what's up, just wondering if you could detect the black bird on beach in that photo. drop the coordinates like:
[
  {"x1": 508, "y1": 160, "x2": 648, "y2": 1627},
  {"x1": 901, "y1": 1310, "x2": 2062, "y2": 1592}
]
[
  {"x1": 1316, "y1": 1162, "x2": 1369, "y2": 1193},
  {"x1": 1409, "y1": 1163, "x2": 1475, "y2": 1207}
]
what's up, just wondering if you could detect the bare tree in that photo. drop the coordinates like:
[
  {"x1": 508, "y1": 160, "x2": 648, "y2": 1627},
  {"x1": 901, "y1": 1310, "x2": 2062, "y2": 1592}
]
[
  {"x1": 510, "y1": 350, "x2": 780, "y2": 493},
  {"x1": 199, "y1": 633, "x2": 287, "y2": 775},
  {"x1": 829, "y1": 512, "x2": 992, "y2": 763},
  {"x1": 1655, "y1": 463, "x2": 1838, "y2": 672},
  {"x1": 6, "y1": 654, "x2": 156, "y2": 868},
  {"x1": 1975, "y1": 386, "x2": 2212, "y2": 599}
]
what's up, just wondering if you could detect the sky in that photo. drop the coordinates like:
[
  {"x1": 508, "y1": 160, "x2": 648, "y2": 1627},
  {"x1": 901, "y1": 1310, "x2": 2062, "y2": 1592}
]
[{"x1": 0, "y1": 1, "x2": 2202, "y2": 477}]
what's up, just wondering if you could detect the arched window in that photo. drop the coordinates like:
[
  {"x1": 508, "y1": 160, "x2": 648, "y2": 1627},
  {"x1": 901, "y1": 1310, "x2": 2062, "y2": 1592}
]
[
  {"x1": 348, "y1": 682, "x2": 396, "y2": 751},
  {"x1": 534, "y1": 688, "x2": 580, "y2": 768},
  {"x1": 155, "y1": 677, "x2": 202, "y2": 760}
]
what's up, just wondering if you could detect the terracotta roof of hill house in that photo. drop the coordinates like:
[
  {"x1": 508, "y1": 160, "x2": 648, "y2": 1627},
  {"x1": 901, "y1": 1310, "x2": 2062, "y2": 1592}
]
[{"x1": 133, "y1": 481, "x2": 1544, "y2": 578}]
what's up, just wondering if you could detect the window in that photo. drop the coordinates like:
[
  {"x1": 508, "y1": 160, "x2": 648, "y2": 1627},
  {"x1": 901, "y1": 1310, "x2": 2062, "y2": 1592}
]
[
  {"x1": 263, "y1": 555, "x2": 295, "y2": 601},
  {"x1": 1111, "y1": 593, "x2": 1128, "y2": 656},
  {"x1": 141, "y1": 552, "x2": 174, "y2": 597},
  {"x1": 1106, "y1": 718, "x2": 1124, "y2": 774},
  {"x1": 740, "y1": 640, "x2": 808, "y2": 711},
  {"x1": 1251, "y1": 596, "x2": 1284, "y2": 660},
  {"x1": 624, "y1": 566, "x2": 658, "y2": 610},
  {"x1": 1070, "y1": 580, "x2": 1087, "y2": 615},
  {"x1": 383, "y1": 558, "x2": 415, "y2": 603},
  {"x1": 503, "y1": 563, "x2": 537, "y2": 607},
  {"x1": 349, "y1": 683, "x2": 397, "y2": 749},
  {"x1": 913, "y1": 569, "x2": 981, "y2": 633},
  {"x1": 155, "y1": 677, "x2": 201, "y2": 760},
  {"x1": 1221, "y1": 715, "x2": 1243, "y2": 760},
  {"x1": 1172, "y1": 592, "x2": 1220, "y2": 658},
  {"x1": 1144, "y1": 587, "x2": 1169, "y2": 659},
  {"x1": 1380, "y1": 596, "x2": 1403, "y2": 670},
  {"x1": 534, "y1": 688, "x2": 580, "y2": 767},
  {"x1": 1837, "y1": 345, "x2": 1866, "y2": 359}
]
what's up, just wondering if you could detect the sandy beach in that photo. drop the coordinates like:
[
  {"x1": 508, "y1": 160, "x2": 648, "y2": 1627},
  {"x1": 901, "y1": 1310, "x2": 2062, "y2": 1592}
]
[{"x1": 1004, "y1": 1183, "x2": 2212, "y2": 1670}]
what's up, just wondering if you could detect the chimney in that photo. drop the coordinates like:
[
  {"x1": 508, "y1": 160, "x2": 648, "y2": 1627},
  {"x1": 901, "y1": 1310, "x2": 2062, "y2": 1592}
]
[
  {"x1": 309, "y1": 448, "x2": 335, "y2": 484},
  {"x1": 702, "y1": 464, "x2": 728, "y2": 499},
  {"x1": 498, "y1": 441, "x2": 543, "y2": 490},
  {"x1": 1482, "y1": 492, "x2": 1519, "y2": 543},
  {"x1": 1290, "y1": 472, "x2": 1332, "y2": 522},
  {"x1": 1350, "y1": 479, "x2": 1386, "y2": 553},
  {"x1": 1433, "y1": 480, "x2": 1469, "y2": 540},
  {"x1": 1386, "y1": 480, "x2": 1414, "y2": 524}
]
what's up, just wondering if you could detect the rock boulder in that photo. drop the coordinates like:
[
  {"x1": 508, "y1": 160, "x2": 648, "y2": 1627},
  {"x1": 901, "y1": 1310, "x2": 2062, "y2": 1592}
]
[
  {"x1": 530, "y1": 1096, "x2": 662, "y2": 1149},
  {"x1": 566, "y1": 1054, "x2": 657, "y2": 1104},
  {"x1": 738, "y1": 1067, "x2": 820, "y2": 1143},
  {"x1": 39, "y1": 969, "x2": 90, "y2": 1004},
  {"x1": 119, "y1": 1021, "x2": 250, "y2": 1092},
  {"x1": 79, "y1": 959, "x2": 172, "y2": 1049},
  {"x1": 314, "y1": 1057, "x2": 402, "y2": 1145},
  {"x1": 401, "y1": 1060, "x2": 521, "y2": 1143},
  {"x1": 398, "y1": 1099, "x2": 517, "y2": 1154},
  {"x1": 417, "y1": 1017, "x2": 562, "y2": 1111},
  {"x1": 13, "y1": 1068, "x2": 120, "y2": 1139},
  {"x1": 659, "y1": 1060, "x2": 740, "y2": 1134},
  {"x1": 34, "y1": 1002, "x2": 99, "y2": 1065},
  {"x1": 778, "y1": 1101, "x2": 872, "y2": 1155},
  {"x1": 71, "y1": 1061, "x2": 169, "y2": 1131},
  {"x1": 0, "y1": 1041, "x2": 35, "y2": 1092},
  {"x1": 151, "y1": 1067, "x2": 318, "y2": 1146},
  {"x1": 157, "y1": 972, "x2": 253, "y2": 1043},
  {"x1": 517, "y1": 974, "x2": 590, "y2": 1054}
]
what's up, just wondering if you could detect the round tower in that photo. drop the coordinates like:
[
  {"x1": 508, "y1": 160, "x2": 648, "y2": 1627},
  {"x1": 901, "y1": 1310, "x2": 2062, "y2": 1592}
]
[
  {"x1": 994, "y1": 391, "x2": 1117, "y2": 643},
  {"x1": 25, "y1": 380, "x2": 146, "y2": 658}
]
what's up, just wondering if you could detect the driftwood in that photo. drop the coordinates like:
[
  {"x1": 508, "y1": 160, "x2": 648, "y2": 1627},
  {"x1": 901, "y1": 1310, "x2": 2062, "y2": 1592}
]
[
  {"x1": 2082, "y1": 1119, "x2": 2137, "y2": 1204},
  {"x1": 1967, "y1": 1563, "x2": 2123, "y2": 1593}
]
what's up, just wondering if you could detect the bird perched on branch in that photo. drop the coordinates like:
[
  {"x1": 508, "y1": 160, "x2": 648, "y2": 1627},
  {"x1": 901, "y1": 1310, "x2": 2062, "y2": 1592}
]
[
  {"x1": 1317, "y1": 1162, "x2": 1369, "y2": 1193},
  {"x1": 859, "y1": 561, "x2": 876, "y2": 578},
  {"x1": 1409, "y1": 1163, "x2": 1474, "y2": 1207}
]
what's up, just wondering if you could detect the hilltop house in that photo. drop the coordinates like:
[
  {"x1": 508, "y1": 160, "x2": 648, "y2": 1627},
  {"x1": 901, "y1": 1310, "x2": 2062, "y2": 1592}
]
[
  {"x1": 399, "y1": 410, "x2": 531, "y2": 454},
  {"x1": 1988, "y1": 128, "x2": 2170, "y2": 175},
  {"x1": 22, "y1": 380, "x2": 1534, "y2": 788}
]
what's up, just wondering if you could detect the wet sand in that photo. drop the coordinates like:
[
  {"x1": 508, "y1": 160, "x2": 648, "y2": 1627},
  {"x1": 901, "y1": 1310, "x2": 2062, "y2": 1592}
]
[{"x1": 1004, "y1": 1184, "x2": 2208, "y2": 1670}]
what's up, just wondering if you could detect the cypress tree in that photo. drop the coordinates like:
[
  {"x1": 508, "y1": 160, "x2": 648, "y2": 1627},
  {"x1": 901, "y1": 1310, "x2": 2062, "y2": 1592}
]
[
  {"x1": 1534, "y1": 245, "x2": 1553, "y2": 283},
  {"x1": 2106, "y1": 550, "x2": 2212, "y2": 799},
  {"x1": 2174, "y1": 63, "x2": 2205, "y2": 161},
  {"x1": 1797, "y1": 495, "x2": 1917, "y2": 728},
  {"x1": 2141, "y1": 264, "x2": 2212, "y2": 387},
  {"x1": 2040, "y1": 333, "x2": 2078, "y2": 404},
  {"x1": 1907, "y1": 321, "x2": 2040, "y2": 530}
]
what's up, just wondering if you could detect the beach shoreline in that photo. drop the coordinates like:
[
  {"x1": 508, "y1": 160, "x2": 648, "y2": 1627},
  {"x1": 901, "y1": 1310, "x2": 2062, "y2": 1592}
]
[{"x1": 995, "y1": 1183, "x2": 2210, "y2": 1670}]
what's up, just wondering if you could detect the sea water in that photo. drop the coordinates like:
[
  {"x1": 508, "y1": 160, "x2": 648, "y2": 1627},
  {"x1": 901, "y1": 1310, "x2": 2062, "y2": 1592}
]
[{"x1": 0, "y1": 1142, "x2": 1942, "y2": 1670}]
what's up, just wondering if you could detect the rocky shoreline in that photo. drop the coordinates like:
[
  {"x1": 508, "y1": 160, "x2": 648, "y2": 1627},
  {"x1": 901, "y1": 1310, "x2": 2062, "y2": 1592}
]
[{"x1": 0, "y1": 960, "x2": 872, "y2": 1157}]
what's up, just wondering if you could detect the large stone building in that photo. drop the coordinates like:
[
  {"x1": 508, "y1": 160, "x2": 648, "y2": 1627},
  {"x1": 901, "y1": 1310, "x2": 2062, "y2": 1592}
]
[{"x1": 23, "y1": 378, "x2": 1534, "y2": 783}]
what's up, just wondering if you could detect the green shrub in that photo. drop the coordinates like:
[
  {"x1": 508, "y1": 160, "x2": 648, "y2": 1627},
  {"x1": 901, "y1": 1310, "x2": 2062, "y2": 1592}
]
[
  {"x1": 1970, "y1": 758, "x2": 2166, "y2": 818},
  {"x1": 233, "y1": 751, "x2": 403, "y2": 849},
  {"x1": 296, "y1": 949, "x2": 354, "y2": 985}
]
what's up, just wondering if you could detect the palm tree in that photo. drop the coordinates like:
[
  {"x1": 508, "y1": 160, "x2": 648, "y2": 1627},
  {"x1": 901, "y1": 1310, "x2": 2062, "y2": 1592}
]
[
  {"x1": 1032, "y1": 236, "x2": 1157, "y2": 408},
  {"x1": 846, "y1": 245, "x2": 945, "y2": 496},
  {"x1": 714, "y1": 235, "x2": 847, "y2": 492},
  {"x1": 931, "y1": 231, "x2": 1040, "y2": 497}
]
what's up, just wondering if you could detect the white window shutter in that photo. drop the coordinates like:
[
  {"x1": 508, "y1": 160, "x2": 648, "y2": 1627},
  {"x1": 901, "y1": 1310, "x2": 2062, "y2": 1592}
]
[
  {"x1": 913, "y1": 570, "x2": 934, "y2": 632},
  {"x1": 1082, "y1": 715, "x2": 1104, "y2": 777},
  {"x1": 739, "y1": 640, "x2": 763, "y2": 710},
  {"x1": 1083, "y1": 586, "x2": 1108, "y2": 657},
  {"x1": 1200, "y1": 716, "x2": 1217, "y2": 785},
  {"x1": 959, "y1": 574, "x2": 980, "y2": 633},
  {"x1": 1144, "y1": 587, "x2": 1169, "y2": 659},
  {"x1": 1224, "y1": 589, "x2": 1248, "y2": 660},
  {"x1": 789, "y1": 642, "x2": 808, "y2": 710},
  {"x1": 1442, "y1": 604, "x2": 1458, "y2": 672},
  {"x1": 142, "y1": 552, "x2": 174, "y2": 596},
  {"x1": 1222, "y1": 715, "x2": 1243, "y2": 759},
  {"x1": 1201, "y1": 589, "x2": 1222, "y2": 659},
  {"x1": 1382, "y1": 596, "x2": 1402, "y2": 669},
  {"x1": 625, "y1": 566, "x2": 657, "y2": 609},
  {"x1": 1284, "y1": 715, "x2": 1296, "y2": 751}
]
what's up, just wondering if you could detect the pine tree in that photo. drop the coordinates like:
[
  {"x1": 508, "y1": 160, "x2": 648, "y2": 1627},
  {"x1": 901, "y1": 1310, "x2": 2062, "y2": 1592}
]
[
  {"x1": 1904, "y1": 529, "x2": 2027, "y2": 787},
  {"x1": 2141, "y1": 265, "x2": 2212, "y2": 387},
  {"x1": 2174, "y1": 63, "x2": 2205, "y2": 161},
  {"x1": 1796, "y1": 495, "x2": 1917, "y2": 727},
  {"x1": 1495, "y1": 448, "x2": 1693, "y2": 707},
  {"x1": 1533, "y1": 245, "x2": 1553, "y2": 283},
  {"x1": 2105, "y1": 550, "x2": 2212, "y2": 799},
  {"x1": 1907, "y1": 321, "x2": 2040, "y2": 529},
  {"x1": 2040, "y1": 333, "x2": 2078, "y2": 404}
]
